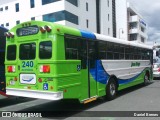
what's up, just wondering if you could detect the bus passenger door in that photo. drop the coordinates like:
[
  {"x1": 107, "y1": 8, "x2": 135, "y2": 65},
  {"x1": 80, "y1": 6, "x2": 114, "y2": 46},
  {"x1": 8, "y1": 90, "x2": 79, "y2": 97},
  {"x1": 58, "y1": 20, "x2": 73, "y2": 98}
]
[{"x1": 87, "y1": 40, "x2": 97, "y2": 98}]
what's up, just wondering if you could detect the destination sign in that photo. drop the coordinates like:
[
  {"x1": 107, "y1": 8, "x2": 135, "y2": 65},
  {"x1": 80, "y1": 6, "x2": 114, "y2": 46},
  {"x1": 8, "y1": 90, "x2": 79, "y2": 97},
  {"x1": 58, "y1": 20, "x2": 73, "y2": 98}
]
[{"x1": 16, "y1": 25, "x2": 39, "y2": 36}]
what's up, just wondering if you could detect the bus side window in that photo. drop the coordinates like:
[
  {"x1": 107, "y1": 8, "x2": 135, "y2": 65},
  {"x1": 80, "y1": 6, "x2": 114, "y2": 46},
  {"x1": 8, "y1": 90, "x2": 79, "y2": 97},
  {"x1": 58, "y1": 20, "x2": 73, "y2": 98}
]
[
  {"x1": 106, "y1": 42, "x2": 113, "y2": 60},
  {"x1": 88, "y1": 41, "x2": 97, "y2": 69},
  {"x1": 98, "y1": 41, "x2": 107, "y2": 59},
  {"x1": 65, "y1": 37, "x2": 79, "y2": 60},
  {"x1": 65, "y1": 36, "x2": 87, "y2": 69}
]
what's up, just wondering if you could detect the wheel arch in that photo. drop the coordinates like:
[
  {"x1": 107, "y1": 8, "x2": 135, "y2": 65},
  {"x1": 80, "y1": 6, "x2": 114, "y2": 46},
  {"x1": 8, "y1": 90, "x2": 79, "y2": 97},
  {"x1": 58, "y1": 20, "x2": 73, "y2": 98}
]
[{"x1": 145, "y1": 69, "x2": 150, "y2": 80}]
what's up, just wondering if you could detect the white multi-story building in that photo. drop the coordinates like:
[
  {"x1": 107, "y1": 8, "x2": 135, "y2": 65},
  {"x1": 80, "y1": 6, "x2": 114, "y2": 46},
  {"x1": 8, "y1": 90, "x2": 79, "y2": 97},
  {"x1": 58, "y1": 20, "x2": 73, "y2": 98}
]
[
  {"x1": 127, "y1": 2, "x2": 147, "y2": 43},
  {"x1": 116, "y1": 1, "x2": 147, "y2": 43},
  {"x1": 116, "y1": 0, "x2": 128, "y2": 40},
  {"x1": 0, "y1": 0, "x2": 115, "y2": 37},
  {"x1": 0, "y1": 0, "x2": 147, "y2": 43}
]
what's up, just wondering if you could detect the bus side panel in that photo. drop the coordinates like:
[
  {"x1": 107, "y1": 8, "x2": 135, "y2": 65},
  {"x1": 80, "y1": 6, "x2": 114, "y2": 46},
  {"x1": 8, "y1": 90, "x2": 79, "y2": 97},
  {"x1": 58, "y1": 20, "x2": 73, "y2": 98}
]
[
  {"x1": 118, "y1": 72, "x2": 145, "y2": 90},
  {"x1": 118, "y1": 67, "x2": 151, "y2": 90},
  {"x1": 55, "y1": 35, "x2": 83, "y2": 100},
  {"x1": 99, "y1": 60, "x2": 152, "y2": 92},
  {"x1": 56, "y1": 61, "x2": 81, "y2": 99}
]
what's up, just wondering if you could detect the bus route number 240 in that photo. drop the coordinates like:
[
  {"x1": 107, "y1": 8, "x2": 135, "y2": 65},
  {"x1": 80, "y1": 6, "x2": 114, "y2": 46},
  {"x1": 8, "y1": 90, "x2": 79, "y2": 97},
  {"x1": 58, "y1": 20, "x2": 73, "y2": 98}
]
[{"x1": 22, "y1": 61, "x2": 34, "y2": 68}]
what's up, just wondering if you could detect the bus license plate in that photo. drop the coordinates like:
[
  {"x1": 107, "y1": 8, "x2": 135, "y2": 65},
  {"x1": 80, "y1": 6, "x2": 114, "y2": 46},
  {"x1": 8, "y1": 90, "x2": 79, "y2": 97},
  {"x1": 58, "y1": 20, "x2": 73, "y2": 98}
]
[{"x1": 20, "y1": 74, "x2": 36, "y2": 84}]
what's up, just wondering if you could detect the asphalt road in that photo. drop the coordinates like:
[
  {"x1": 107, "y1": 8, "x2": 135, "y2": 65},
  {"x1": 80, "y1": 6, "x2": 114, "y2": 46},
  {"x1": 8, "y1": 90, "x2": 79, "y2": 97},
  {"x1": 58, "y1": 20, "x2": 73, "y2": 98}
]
[{"x1": 1, "y1": 80, "x2": 160, "y2": 120}]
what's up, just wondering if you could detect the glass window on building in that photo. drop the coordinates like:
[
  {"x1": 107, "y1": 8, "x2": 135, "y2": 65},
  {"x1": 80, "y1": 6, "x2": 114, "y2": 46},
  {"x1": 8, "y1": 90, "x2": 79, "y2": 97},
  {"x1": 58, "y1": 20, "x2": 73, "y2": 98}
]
[
  {"x1": 130, "y1": 34, "x2": 137, "y2": 41},
  {"x1": 86, "y1": 19, "x2": 89, "y2": 28},
  {"x1": 108, "y1": 14, "x2": 109, "y2": 21},
  {"x1": 15, "y1": 3, "x2": 19, "y2": 12},
  {"x1": 141, "y1": 27, "x2": 145, "y2": 32},
  {"x1": 0, "y1": 8, "x2": 3, "y2": 11},
  {"x1": 43, "y1": 10, "x2": 79, "y2": 25},
  {"x1": 86, "y1": 2, "x2": 88, "y2": 11},
  {"x1": 108, "y1": 0, "x2": 109, "y2": 7},
  {"x1": 42, "y1": 0, "x2": 60, "y2": 5},
  {"x1": 31, "y1": 17, "x2": 35, "y2": 20},
  {"x1": 16, "y1": 20, "x2": 20, "y2": 25},
  {"x1": 30, "y1": 0, "x2": 35, "y2": 8},
  {"x1": 6, "y1": 23, "x2": 9, "y2": 27},
  {"x1": 5, "y1": 6, "x2": 8, "y2": 10},
  {"x1": 141, "y1": 37, "x2": 145, "y2": 43},
  {"x1": 66, "y1": 0, "x2": 78, "y2": 7}
]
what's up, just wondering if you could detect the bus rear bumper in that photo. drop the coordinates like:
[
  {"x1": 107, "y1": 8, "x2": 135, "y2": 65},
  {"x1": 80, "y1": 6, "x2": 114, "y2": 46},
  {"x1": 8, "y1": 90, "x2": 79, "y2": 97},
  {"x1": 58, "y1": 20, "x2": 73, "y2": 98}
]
[{"x1": 6, "y1": 88, "x2": 63, "y2": 100}]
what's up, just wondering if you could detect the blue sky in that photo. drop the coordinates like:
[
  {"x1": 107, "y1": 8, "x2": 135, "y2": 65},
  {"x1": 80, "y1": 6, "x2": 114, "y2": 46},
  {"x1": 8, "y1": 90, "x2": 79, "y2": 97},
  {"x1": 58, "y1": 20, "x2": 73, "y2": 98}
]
[{"x1": 128, "y1": 0, "x2": 160, "y2": 45}]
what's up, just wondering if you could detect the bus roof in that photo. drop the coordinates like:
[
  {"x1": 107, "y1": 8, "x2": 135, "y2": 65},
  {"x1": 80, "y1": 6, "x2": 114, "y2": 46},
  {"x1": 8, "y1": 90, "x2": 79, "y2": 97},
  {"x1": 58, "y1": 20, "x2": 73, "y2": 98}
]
[
  {"x1": 8, "y1": 21, "x2": 152, "y2": 50},
  {"x1": 94, "y1": 33, "x2": 152, "y2": 50}
]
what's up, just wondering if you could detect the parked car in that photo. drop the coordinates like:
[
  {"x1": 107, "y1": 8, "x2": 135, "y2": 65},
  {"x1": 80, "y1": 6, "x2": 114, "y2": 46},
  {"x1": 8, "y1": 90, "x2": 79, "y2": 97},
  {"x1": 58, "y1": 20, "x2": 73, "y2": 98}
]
[{"x1": 153, "y1": 59, "x2": 160, "y2": 78}]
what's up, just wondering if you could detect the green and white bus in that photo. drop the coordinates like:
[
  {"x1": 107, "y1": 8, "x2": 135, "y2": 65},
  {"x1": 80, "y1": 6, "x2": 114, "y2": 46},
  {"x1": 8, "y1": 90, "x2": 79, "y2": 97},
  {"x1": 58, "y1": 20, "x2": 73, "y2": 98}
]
[{"x1": 5, "y1": 21, "x2": 153, "y2": 103}]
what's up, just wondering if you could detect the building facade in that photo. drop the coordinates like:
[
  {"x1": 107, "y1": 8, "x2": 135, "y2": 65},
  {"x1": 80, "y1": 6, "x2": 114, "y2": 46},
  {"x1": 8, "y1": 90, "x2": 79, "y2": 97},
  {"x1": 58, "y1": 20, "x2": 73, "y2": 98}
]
[
  {"x1": 116, "y1": 0, "x2": 128, "y2": 40},
  {"x1": 116, "y1": 1, "x2": 147, "y2": 43},
  {"x1": 127, "y1": 2, "x2": 147, "y2": 43},
  {"x1": 0, "y1": 0, "x2": 114, "y2": 37},
  {"x1": 0, "y1": 0, "x2": 147, "y2": 43}
]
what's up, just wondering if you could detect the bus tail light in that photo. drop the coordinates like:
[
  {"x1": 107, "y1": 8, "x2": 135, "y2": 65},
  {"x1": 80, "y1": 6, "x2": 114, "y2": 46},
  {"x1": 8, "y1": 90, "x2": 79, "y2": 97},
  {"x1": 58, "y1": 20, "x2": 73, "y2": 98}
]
[
  {"x1": 45, "y1": 25, "x2": 52, "y2": 32},
  {"x1": 4, "y1": 32, "x2": 10, "y2": 38},
  {"x1": 40, "y1": 65, "x2": 50, "y2": 73},
  {"x1": 158, "y1": 68, "x2": 160, "y2": 72},
  {"x1": 8, "y1": 32, "x2": 14, "y2": 38},
  {"x1": 39, "y1": 27, "x2": 46, "y2": 33},
  {"x1": 7, "y1": 66, "x2": 15, "y2": 72}
]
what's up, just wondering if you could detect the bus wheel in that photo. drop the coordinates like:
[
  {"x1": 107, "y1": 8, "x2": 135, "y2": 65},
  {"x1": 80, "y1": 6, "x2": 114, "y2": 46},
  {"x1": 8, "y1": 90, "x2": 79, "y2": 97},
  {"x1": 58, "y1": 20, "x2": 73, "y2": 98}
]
[
  {"x1": 106, "y1": 79, "x2": 117, "y2": 100},
  {"x1": 144, "y1": 73, "x2": 149, "y2": 85}
]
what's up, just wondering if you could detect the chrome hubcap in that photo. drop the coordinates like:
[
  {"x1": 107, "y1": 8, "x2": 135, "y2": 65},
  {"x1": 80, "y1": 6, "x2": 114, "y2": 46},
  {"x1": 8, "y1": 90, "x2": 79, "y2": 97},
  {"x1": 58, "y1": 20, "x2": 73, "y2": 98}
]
[
  {"x1": 145, "y1": 75, "x2": 149, "y2": 82},
  {"x1": 110, "y1": 83, "x2": 116, "y2": 96}
]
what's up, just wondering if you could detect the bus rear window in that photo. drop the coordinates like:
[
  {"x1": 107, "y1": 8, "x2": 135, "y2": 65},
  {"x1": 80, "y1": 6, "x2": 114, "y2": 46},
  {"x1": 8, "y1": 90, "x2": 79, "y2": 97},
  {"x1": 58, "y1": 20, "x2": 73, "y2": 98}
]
[
  {"x1": 39, "y1": 41, "x2": 52, "y2": 59},
  {"x1": 19, "y1": 43, "x2": 36, "y2": 60},
  {"x1": 7, "y1": 45, "x2": 16, "y2": 60}
]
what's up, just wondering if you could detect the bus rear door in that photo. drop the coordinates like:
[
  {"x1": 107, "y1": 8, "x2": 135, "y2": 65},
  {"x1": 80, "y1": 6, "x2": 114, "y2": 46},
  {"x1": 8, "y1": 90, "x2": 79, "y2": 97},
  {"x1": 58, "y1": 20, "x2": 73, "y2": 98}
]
[{"x1": 18, "y1": 42, "x2": 37, "y2": 87}]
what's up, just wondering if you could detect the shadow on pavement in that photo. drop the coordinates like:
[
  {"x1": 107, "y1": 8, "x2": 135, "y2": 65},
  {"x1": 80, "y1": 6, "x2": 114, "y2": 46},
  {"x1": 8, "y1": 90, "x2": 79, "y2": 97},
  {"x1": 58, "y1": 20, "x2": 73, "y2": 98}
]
[
  {"x1": 17, "y1": 82, "x2": 154, "y2": 119},
  {"x1": 0, "y1": 97, "x2": 36, "y2": 108}
]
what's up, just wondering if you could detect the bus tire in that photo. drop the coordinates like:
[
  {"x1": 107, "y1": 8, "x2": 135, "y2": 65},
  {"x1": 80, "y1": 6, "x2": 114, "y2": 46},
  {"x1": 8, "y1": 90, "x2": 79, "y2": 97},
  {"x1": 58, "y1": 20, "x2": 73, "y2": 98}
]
[
  {"x1": 106, "y1": 78, "x2": 117, "y2": 100},
  {"x1": 144, "y1": 73, "x2": 149, "y2": 85}
]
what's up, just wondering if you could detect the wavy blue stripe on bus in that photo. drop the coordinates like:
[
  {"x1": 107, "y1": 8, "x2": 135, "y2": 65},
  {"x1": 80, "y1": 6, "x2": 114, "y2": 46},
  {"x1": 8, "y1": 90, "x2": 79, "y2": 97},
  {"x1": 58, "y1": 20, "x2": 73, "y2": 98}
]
[
  {"x1": 118, "y1": 73, "x2": 141, "y2": 84},
  {"x1": 96, "y1": 60, "x2": 110, "y2": 84}
]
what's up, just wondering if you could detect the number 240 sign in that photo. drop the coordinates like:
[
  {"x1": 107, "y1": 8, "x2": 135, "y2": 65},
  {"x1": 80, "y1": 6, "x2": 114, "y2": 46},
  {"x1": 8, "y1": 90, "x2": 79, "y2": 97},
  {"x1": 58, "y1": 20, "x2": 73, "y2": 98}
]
[{"x1": 22, "y1": 61, "x2": 34, "y2": 68}]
